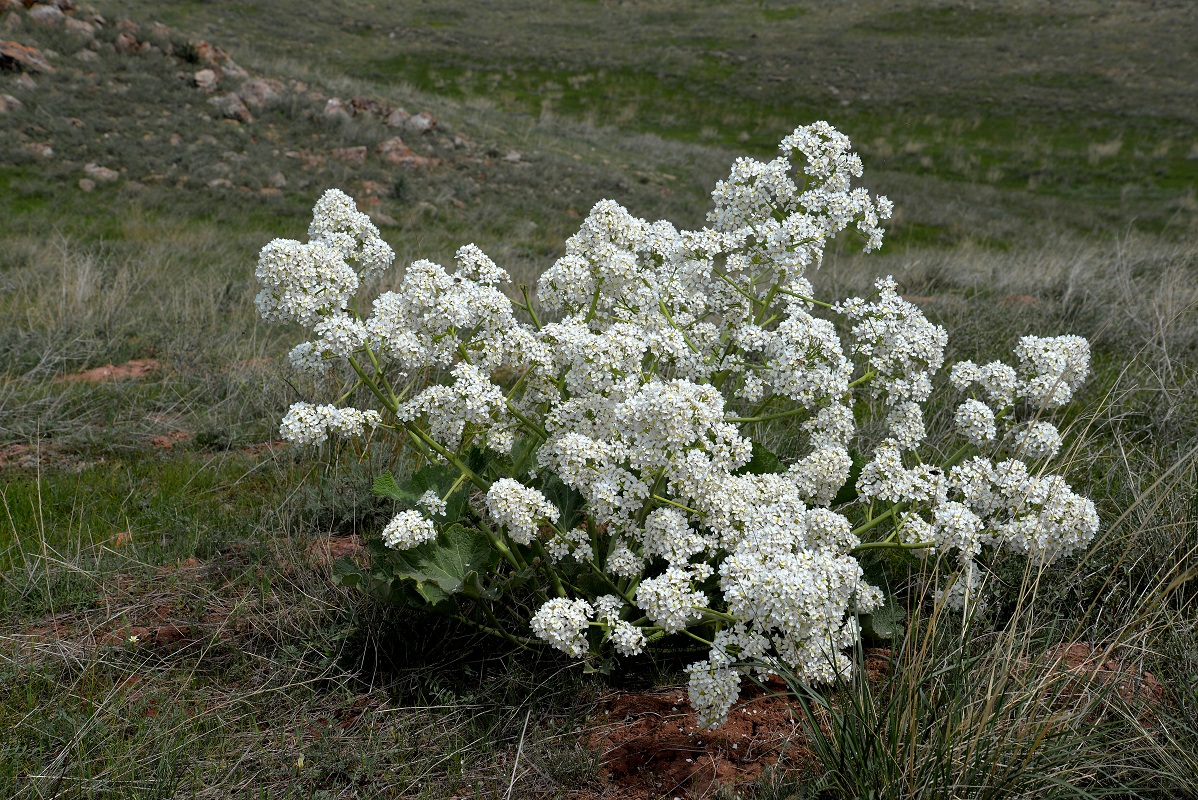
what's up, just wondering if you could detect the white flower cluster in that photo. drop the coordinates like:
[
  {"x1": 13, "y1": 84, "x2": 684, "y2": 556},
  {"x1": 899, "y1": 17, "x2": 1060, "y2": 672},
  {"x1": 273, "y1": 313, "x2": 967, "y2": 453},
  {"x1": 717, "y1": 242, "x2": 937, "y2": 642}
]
[
  {"x1": 485, "y1": 479, "x2": 560, "y2": 546},
  {"x1": 278, "y1": 402, "x2": 381, "y2": 445},
  {"x1": 381, "y1": 510, "x2": 437, "y2": 550},
  {"x1": 530, "y1": 597, "x2": 593, "y2": 658},
  {"x1": 259, "y1": 124, "x2": 1102, "y2": 729}
]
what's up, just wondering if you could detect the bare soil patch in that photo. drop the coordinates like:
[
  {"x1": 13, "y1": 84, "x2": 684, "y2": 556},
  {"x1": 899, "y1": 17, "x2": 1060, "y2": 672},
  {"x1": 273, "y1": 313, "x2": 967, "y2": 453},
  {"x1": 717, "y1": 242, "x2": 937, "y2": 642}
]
[{"x1": 58, "y1": 358, "x2": 160, "y2": 383}]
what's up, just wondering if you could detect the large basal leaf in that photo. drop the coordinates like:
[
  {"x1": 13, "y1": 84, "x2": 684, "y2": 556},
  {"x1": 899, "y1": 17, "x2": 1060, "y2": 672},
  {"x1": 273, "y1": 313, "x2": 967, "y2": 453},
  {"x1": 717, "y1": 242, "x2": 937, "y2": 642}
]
[
  {"x1": 388, "y1": 523, "x2": 500, "y2": 604},
  {"x1": 832, "y1": 449, "x2": 867, "y2": 506},
  {"x1": 373, "y1": 465, "x2": 470, "y2": 522},
  {"x1": 540, "y1": 471, "x2": 586, "y2": 531},
  {"x1": 860, "y1": 600, "x2": 906, "y2": 643},
  {"x1": 735, "y1": 439, "x2": 785, "y2": 476}
]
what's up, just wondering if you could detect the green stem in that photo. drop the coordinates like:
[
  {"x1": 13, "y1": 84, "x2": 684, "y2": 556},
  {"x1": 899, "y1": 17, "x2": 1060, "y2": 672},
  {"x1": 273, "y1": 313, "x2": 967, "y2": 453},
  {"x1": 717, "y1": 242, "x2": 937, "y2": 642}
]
[
  {"x1": 727, "y1": 404, "x2": 809, "y2": 425},
  {"x1": 505, "y1": 400, "x2": 548, "y2": 441},
  {"x1": 849, "y1": 540, "x2": 935, "y2": 555},
  {"x1": 848, "y1": 370, "x2": 877, "y2": 390},
  {"x1": 776, "y1": 287, "x2": 834, "y2": 309},
  {"x1": 651, "y1": 495, "x2": 706, "y2": 517},
  {"x1": 520, "y1": 285, "x2": 542, "y2": 331}
]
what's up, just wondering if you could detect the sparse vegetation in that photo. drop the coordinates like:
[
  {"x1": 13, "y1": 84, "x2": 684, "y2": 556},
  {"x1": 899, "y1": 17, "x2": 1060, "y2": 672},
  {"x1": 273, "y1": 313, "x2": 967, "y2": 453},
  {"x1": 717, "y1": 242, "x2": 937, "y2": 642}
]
[{"x1": 1, "y1": 1, "x2": 1195, "y2": 798}]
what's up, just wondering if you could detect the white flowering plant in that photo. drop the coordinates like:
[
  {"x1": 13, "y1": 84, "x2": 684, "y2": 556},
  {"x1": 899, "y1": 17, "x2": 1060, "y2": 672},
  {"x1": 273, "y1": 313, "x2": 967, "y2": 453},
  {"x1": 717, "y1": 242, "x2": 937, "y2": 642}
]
[{"x1": 256, "y1": 122, "x2": 1099, "y2": 728}]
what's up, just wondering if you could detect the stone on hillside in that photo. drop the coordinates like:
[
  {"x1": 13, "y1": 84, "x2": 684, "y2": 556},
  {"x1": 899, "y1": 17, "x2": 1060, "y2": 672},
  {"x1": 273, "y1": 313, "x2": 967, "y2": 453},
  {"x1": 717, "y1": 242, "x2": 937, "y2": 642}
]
[
  {"x1": 330, "y1": 145, "x2": 367, "y2": 166},
  {"x1": 193, "y1": 68, "x2": 217, "y2": 91},
  {"x1": 63, "y1": 17, "x2": 94, "y2": 37},
  {"x1": 0, "y1": 93, "x2": 21, "y2": 113},
  {"x1": 238, "y1": 77, "x2": 283, "y2": 109},
  {"x1": 267, "y1": 171, "x2": 287, "y2": 188},
  {"x1": 384, "y1": 107, "x2": 409, "y2": 128},
  {"x1": 115, "y1": 18, "x2": 138, "y2": 33},
  {"x1": 0, "y1": 39, "x2": 55, "y2": 72},
  {"x1": 78, "y1": 177, "x2": 94, "y2": 191},
  {"x1": 210, "y1": 91, "x2": 252, "y2": 123},
  {"x1": 149, "y1": 22, "x2": 171, "y2": 39},
  {"x1": 14, "y1": 73, "x2": 35, "y2": 90},
  {"x1": 323, "y1": 97, "x2": 349, "y2": 121},
  {"x1": 84, "y1": 163, "x2": 119, "y2": 181},
  {"x1": 74, "y1": 48, "x2": 97, "y2": 62},
  {"x1": 113, "y1": 32, "x2": 138, "y2": 54},
  {"x1": 27, "y1": 4, "x2": 65, "y2": 26},
  {"x1": 405, "y1": 111, "x2": 436, "y2": 134},
  {"x1": 349, "y1": 96, "x2": 385, "y2": 116},
  {"x1": 376, "y1": 136, "x2": 438, "y2": 168}
]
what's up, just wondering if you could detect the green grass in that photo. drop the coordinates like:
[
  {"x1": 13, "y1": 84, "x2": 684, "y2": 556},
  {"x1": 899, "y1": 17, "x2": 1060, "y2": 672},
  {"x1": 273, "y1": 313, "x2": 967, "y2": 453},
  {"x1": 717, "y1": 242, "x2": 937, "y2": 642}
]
[{"x1": 1, "y1": 0, "x2": 1196, "y2": 797}]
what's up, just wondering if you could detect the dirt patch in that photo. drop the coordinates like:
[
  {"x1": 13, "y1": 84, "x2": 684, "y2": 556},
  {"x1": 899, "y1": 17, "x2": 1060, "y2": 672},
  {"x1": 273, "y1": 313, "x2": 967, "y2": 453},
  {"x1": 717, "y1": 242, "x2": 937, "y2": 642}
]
[
  {"x1": 59, "y1": 358, "x2": 161, "y2": 383},
  {"x1": 238, "y1": 440, "x2": 286, "y2": 457},
  {"x1": 1042, "y1": 642, "x2": 1165, "y2": 721},
  {"x1": 583, "y1": 649, "x2": 892, "y2": 798},
  {"x1": 306, "y1": 534, "x2": 366, "y2": 569},
  {"x1": 150, "y1": 430, "x2": 192, "y2": 449}
]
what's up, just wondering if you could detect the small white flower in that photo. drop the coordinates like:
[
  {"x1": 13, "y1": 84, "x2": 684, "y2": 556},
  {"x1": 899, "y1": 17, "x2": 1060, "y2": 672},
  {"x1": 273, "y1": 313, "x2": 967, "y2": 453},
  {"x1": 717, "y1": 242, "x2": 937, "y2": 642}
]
[
  {"x1": 954, "y1": 399, "x2": 997, "y2": 445},
  {"x1": 530, "y1": 597, "x2": 593, "y2": 657},
  {"x1": 381, "y1": 510, "x2": 437, "y2": 550}
]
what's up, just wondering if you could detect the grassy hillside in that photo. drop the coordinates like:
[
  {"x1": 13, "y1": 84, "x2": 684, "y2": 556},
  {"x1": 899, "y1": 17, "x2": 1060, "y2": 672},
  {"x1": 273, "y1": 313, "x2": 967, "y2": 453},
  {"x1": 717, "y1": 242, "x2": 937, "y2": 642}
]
[{"x1": 1, "y1": 1, "x2": 1196, "y2": 797}]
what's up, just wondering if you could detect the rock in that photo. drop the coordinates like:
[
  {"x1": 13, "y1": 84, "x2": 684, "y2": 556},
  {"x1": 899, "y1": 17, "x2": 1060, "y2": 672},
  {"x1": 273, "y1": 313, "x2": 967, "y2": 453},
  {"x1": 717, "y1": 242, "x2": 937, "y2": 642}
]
[
  {"x1": 359, "y1": 179, "x2": 387, "y2": 196},
  {"x1": 323, "y1": 97, "x2": 349, "y2": 121},
  {"x1": 349, "y1": 95, "x2": 385, "y2": 116},
  {"x1": 3, "y1": 15, "x2": 20, "y2": 33},
  {"x1": 237, "y1": 77, "x2": 283, "y2": 109},
  {"x1": 27, "y1": 4, "x2": 65, "y2": 26},
  {"x1": 25, "y1": 141, "x2": 51, "y2": 158},
  {"x1": 405, "y1": 111, "x2": 436, "y2": 134},
  {"x1": 330, "y1": 145, "x2": 367, "y2": 166},
  {"x1": 189, "y1": 39, "x2": 246, "y2": 76},
  {"x1": 0, "y1": 39, "x2": 56, "y2": 72},
  {"x1": 267, "y1": 171, "x2": 286, "y2": 188},
  {"x1": 83, "y1": 163, "x2": 118, "y2": 181},
  {"x1": 113, "y1": 31, "x2": 138, "y2": 54},
  {"x1": 169, "y1": 132, "x2": 181, "y2": 146},
  {"x1": 63, "y1": 17, "x2": 94, "y2": 37},
  {"x1": 14, "y1": 72, "x2": 35, "y2": 90},
  {"x1": 0, "y1": 93, "x2": 20, "y2": 113},
  {"x1": 209, "y1": 91, "x2": 252, "y2": 123},
  {"x1": 114, "y1": 17, "x2": 138, "y2": 33},
  {"x1": 376, "y1": 136, "x2": 438, "y2": 168},
  {"x1": 384, "y1": 107, "x2": 410, "y2": 128},
  {"x1": 149, "y1": 22, "x2": 171, "y2": 39},
  {"x1": 503, "y1": 150, "x2": 522, "y2": 163},
  {"x1": 258, "y1": 186, "x2": 281, "y2": 197},
  {"x1": 74, "y1": 48, "x2": 97, "y2": 62},
  {"x1": 78, "y1": 177, "x2": 94, "y2": 192},
  {"x1": 206, "y1": 178, "x2": 232, "y2": 189},
  {"x1": 193, "y1": 68, "x2": 217, "y2": 91}
]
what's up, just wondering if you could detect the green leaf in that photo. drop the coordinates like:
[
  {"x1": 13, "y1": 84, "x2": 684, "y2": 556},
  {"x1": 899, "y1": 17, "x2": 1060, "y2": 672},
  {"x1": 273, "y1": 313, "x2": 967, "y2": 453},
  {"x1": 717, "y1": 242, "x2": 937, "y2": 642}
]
[
  {"x1": 736, "y1": 439, "x2": 785, "y2": 475},
  {"x1": 832, "y1": 449, "x2": 867, "y2": 506},
  {"x1": 372, "y1": 471, "x2": 407, "y2": 503},
  {"x1": 540, "y1": 471, "x2": 586, "y2": 530},
  {"x1": 388, "y1": 523, "x2": 501, "y2": 603},
  {"x1": 373, "y1": 466, "x2": 470, "y2": 523},
  {"x1": 330, "y1": 555, "x2": 363, "y2": 588},
  {"x1": 860, "y1": 602, "x2": 906, "y2": 643}
]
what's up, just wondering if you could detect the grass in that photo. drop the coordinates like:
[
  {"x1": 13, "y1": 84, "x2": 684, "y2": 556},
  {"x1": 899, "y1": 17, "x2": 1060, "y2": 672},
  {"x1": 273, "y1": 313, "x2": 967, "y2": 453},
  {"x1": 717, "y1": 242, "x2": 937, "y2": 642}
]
[{"x1": 0, "y1": 0, "x2": 1196, "y2": 797}]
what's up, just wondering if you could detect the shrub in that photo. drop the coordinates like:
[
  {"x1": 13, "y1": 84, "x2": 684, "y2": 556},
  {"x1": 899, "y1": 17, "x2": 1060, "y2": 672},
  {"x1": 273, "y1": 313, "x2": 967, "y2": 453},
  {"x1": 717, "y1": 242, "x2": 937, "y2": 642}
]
[{"x1": 255, "y1": 123, "x2": 1098, "y2": 727}]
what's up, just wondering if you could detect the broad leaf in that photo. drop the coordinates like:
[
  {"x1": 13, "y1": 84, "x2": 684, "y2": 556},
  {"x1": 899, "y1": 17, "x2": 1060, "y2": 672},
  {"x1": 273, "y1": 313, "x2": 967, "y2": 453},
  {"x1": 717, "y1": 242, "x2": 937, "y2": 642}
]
[
  {"x1": 860, "y1": 601, "x2": 906, "y2": 643},
  {"x1": 736, "y1": 439, "x2": 785, "y2": 476},
  {"x1": 832, "y1": 449, "x2": 867, "y2": 506},
  {"x1": 388, "y1": 523, "x2": 501, "y2": 604},
  {"x1": 372, "y1": 466, "x2": 470, "y2": 523}
]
